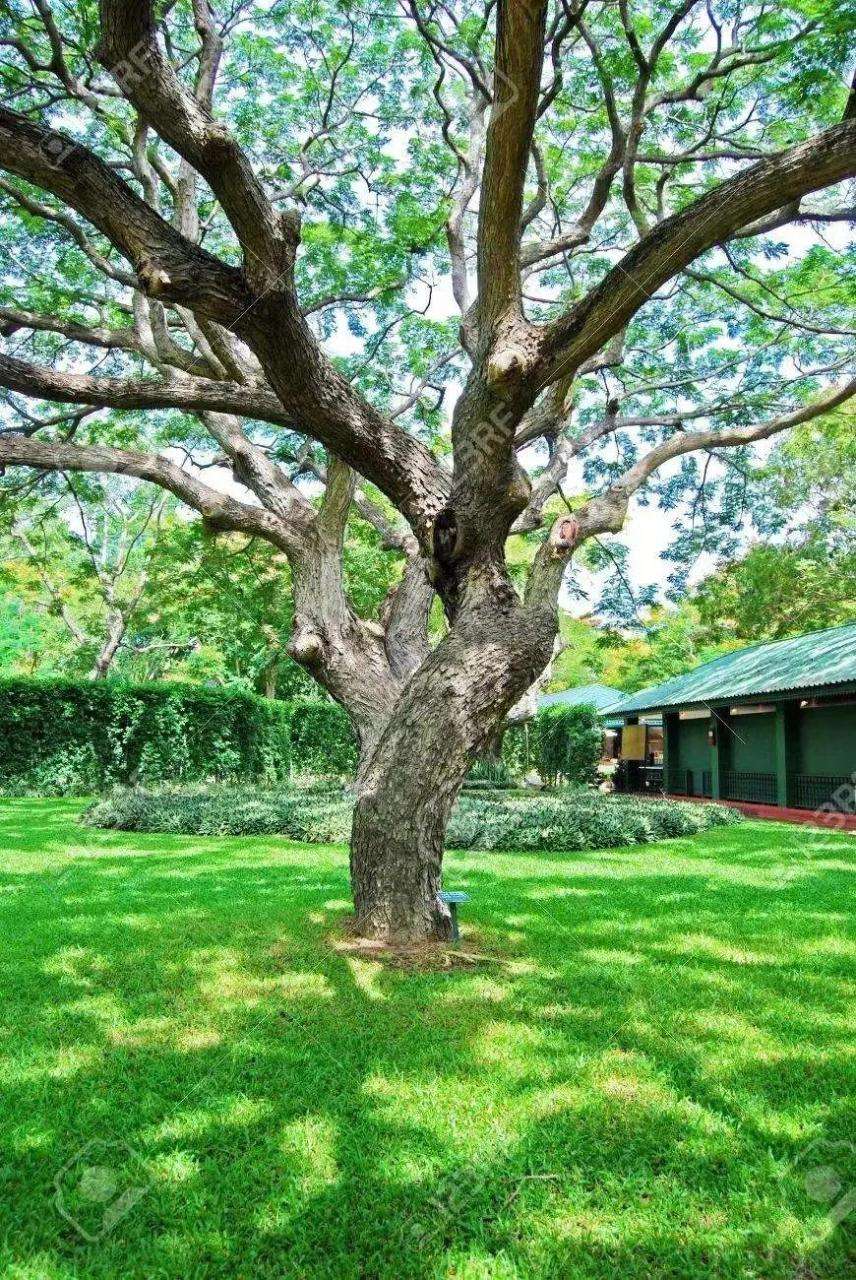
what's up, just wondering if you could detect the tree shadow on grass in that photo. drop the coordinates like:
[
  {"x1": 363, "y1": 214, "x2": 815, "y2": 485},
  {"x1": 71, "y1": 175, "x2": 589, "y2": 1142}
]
[{"x1": 0, "y1": 801, "x2": 852, "y2": 1279}]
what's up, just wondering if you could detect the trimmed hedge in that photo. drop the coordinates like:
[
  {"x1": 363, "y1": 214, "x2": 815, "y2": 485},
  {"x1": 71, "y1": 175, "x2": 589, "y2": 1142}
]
[
  {"x1": 0, "y1": 677, "x2": 356, "y2": 794},
  {"x1": 84, "y1": 783, "x2": 742, "y2": 851}
]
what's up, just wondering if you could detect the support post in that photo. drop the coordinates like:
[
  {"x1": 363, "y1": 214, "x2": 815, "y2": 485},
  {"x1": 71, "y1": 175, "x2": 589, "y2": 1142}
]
[
  {"x1": 663, "y1": 712, "x2": 678, "y2": 793},
  {"x1": 774, "y1": 701, "x2": 795, "y2": 807},
  {"x1": 710, "y1": 706, "x2": 729, "y2": 800}
]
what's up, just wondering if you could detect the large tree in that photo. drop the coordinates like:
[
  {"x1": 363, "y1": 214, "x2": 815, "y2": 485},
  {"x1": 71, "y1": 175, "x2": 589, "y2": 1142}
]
[{"x1": 0, "y1": 0, "x2": 853, "y2": 940}]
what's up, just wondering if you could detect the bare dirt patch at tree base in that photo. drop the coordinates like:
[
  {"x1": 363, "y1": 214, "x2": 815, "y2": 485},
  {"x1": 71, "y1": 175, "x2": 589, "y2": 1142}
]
[{"x1": 328, "y1": 920, "x2": 505, "y2": 971}]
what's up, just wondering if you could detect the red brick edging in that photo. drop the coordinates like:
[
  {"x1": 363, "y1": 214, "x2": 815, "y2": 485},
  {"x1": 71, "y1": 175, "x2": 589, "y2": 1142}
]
[{"x1": 664, "y1": 794, "x2": 856, "y2": 832}]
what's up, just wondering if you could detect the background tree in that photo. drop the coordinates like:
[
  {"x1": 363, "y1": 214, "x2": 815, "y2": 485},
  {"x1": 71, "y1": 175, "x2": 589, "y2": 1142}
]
[
  {"x1": 692, "y1": 403, "x2": 856, "y2": 640},
  {"x1": 0, "y1": 0, "x2": 853, "y2": 940},
  {"x1": 0, "y1": 472, "x2": 174, "y2": 677},
  {"x1": 139, "y1": 506, "x2": 400, "y2": 694}
]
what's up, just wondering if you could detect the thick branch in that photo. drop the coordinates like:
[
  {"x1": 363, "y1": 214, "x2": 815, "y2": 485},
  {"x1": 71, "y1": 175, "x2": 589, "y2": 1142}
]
[
  {"x1": 526, "y1": 378, "x2": 856, "y2": 605},
  {"x1": 539, "y1": 119, "x2": 856, "y2": 383},
  {"x1": 0, "y1": 434, "x2": 296, "y2": 550},
  {"x1": 0, "y1": 306, "x2": 140, "y2": 351},
  {"x1": 0, "y1": 352, "x2": 296, "y2": 427},
  {"x1": 0, "y1": 106, "x2": 250, "y2": 324},
  {"x1": 477, "y1": 0, "x2": 548, "y2": 328},
  {"x1": 96, "y1": 0, "x2": 292, "y2": 286}
]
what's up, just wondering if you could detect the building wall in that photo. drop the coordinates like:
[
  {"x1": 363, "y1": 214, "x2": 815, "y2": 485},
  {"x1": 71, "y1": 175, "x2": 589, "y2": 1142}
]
[
  {"x1": 669, "y1": 717, "x2": 710, "y2": 795},
  {"x1": 726, "y1": 712, "x2": 776, "y2": 774},
  {"x1": 795, "y1": 703, "x2": 856, "y2": 776},
  {"x1": 660, "y1": 696, "x2": 856, "y2": 806},
  {"x1": 679, "y1": 719, "x2": 709, "y2": 780}
]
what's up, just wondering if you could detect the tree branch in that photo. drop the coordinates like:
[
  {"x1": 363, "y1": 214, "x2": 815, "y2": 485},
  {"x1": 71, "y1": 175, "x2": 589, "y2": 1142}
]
[
  {"x1": 477, "y1": 0, "x2": 548, "y2": 329},
  {"x1": 539, "y1": 119, "x2": 856, "y2": 384},
  {"x1": 96, "y1": 0, "x2": 294, "y2": 288},
  {"x1": 526, "y1": 378, "x2": 856, "y2": 605},
  {"x1": 0, "y1": 433, "x2": 297, "y2": 550},
  {"x1": 0, "y1": 352, "x2": 298, "y2": 428},
  {"x1": 0, "y1": 106, "x2": 250, "y2": 324}
]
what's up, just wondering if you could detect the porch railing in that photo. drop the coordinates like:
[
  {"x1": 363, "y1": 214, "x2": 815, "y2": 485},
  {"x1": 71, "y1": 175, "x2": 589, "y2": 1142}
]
[
  {"x1": 788, "y1": 774, "x2": 855, "y2": 812},
  {"x1": 721, "y1": 770, "x2": 777, "y2": 804},
  {"x1": 666, "y1": 767, "x2": 691, "y2": 795},
  {"x1": 621, "y1": 766, "x2": 854, "y2": 811},
  {"x1": 664, "y1": 767, "x2": 713, "y2": 797}
]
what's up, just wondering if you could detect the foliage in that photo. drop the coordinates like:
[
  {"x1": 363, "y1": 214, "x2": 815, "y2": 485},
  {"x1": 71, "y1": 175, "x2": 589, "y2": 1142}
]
[
  {"x1": 0, "y1": 505, "x2": 398, "y2": 696},
  {"x1": 600, "y1": 602, "x2": 737, "y2": 693},
  {"x1": 0, "y1": 678, "x2": 356, "y2": 794},
  {"x1": 85, "y1": 783, "x2": 355, "y2": 843},
  {"x1": 693, "y1": 540, "x2": 856, "y2": 646},
  {"x1": 284, "y1": 697, "x2": 358, "y2": 778},
  {"x1": 532, "y1": 704, "x2": 603, "y2": 786},
  {"x1": 465, "y1": 755, "x2": 516, "y2": 788},
  {"x1": 547, "y1": 615, "x2": 613, "y2": 692},
  {"x1": 0, "y1": 590, "x2": 65, "y2": 673},
  {"x1": 138, "y1": 519, "x2": 312, "y2": 696},
  {"x1": 84, "y1": 782, "x2": 741, "y2": 851},
  {"x1": 448, "y1": 791, "x2": 741, "y2": 851},
  {"x1": 0, "y1": 473, "x2": 173, "y2": 679}
]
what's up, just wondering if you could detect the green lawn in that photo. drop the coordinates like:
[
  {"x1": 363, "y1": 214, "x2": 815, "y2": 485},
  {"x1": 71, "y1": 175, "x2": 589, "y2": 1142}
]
[{"x1": 0, "y1": 799, "x2": 853, "y2": 1279}]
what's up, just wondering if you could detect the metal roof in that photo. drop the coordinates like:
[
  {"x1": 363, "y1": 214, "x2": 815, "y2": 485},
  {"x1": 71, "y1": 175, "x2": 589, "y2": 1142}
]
[
  {"x1": 606, "y1": 622, "x2": 856, "y2": 716},
  {"x1": 540, "y1": 683, "x2": 624, "y2": 713}
]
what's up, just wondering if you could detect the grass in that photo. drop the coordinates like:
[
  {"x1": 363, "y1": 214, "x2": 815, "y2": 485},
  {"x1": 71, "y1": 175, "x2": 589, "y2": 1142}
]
[{"x1": 0, "y1": 799, "x2": 853, "y2": 1279}]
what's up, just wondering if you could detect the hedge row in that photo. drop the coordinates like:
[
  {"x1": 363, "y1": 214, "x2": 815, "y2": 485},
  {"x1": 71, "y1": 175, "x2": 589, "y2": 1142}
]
[
  {"x1": 0, "y1": 676, "x2": 612, "y2": 795},
  {"x1": 0, "y1": 677, "x2": 355, "y2": 794},
  {"x1": 85, "y1": 783, "x2": 742, "y2": 851}
]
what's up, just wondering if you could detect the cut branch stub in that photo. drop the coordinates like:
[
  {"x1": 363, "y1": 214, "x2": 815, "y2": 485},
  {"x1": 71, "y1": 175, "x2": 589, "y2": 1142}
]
[
  {"x1": 549, "y1": 514, "x2": 580, "y2": 555},
  {"x1": 136, "y1": 259, "x2": 172, "y2": 296},
  {"x1": 288, "y1": 621, "x2": 325, "y2": 667}
]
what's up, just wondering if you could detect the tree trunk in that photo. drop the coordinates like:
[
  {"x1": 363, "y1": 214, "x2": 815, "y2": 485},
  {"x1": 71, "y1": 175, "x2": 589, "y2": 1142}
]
[
  {"x1": 351, "y1": 770, "x2": 457, "y2": 942},
  {"x1": 88, "y1": 609, "x2": 126, "y2": 679},
  {"x1": 350, "y1": 584, "x2": 557, "y2": 942},
  {"x1": 260, "y1": 657, "x2": 278, "y2": 699}
]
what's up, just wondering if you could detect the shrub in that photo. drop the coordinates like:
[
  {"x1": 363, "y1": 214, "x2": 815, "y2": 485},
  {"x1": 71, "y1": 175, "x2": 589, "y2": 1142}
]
[
  {"x1": 85, "y1": 784, "x2": 741, "y2": 852},
  {"x1": 533, "y1": 703, "x2": 602, "y2": 785},
  {"x1": 464, "y1": 756, "x2": 516, "y2": 789},
  {"x1": 445, "y1": 792, "x2": 740, "y2": 851},
  {"x1": 0, "y1": 677, "x2": 355, "y2": 795},
  {"x1": 85, "y1": 784, "x2": 354, "y2": 842}
]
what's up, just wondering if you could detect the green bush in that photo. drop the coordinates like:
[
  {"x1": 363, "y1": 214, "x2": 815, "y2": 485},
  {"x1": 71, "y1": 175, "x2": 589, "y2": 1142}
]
[
  {"x1": 464, "y1": 755, "x2": 515, "y2": 788},
  {"x1": 85, "y1": 784, "x2": 355, "y2": 842},
  {"x1": 85, "y1": 783, "x2": 741, "y2": 852},
  {"x1": 0, "y1": 677, "x2": 355, "y2": 795},
  {"x1": 533, "y1": 703, "x2": 602, "y2": 786}
]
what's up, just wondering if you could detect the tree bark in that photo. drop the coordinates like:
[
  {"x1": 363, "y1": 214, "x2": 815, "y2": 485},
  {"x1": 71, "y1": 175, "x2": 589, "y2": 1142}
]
[
  {"x1": 350, "y1": 580, "x2": 557, "y2": 942},
  {"x1": 88, "y1": 609, "x2": 126, "y2": 679}
]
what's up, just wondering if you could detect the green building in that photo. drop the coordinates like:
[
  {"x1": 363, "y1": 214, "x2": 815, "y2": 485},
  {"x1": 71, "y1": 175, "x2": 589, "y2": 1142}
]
[{"x1": 608, "y1": 623, "x2": 856, "y2": 811}]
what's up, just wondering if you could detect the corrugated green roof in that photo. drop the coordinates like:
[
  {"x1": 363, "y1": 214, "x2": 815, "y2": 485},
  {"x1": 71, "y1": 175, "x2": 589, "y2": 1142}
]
[
  {"x1": 607, "y1": 622, "x2": 856, "y2": 716},
  {"x1": 540, "y1": 683, "x2": 624, "y2": 713}
]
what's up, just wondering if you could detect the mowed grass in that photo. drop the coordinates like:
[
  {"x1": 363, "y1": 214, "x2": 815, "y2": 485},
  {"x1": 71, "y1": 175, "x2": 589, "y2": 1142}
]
[{"x1": 0, "y1": 800, "x2": 853, "y2": 1280}]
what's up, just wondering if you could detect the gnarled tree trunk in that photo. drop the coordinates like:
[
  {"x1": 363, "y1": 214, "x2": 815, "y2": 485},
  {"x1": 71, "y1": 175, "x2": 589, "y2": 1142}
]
[{"x1": 350, "y1": 574, "x2": 557, "y2": 942}]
